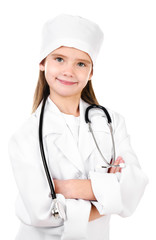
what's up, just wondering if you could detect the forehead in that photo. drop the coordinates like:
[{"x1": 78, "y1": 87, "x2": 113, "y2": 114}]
[{"x1": 51, "y1": 46, "x2": 92, "y2": 62}]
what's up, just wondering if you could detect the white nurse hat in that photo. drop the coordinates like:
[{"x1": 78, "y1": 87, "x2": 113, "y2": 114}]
[{"x1": 39, "y1": 14, "x2": 104, "y2": 65}]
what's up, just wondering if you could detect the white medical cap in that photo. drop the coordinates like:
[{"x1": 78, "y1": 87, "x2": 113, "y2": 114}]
[{"x1": 39, "y1": 14, "x2": 104, "y2": 65}]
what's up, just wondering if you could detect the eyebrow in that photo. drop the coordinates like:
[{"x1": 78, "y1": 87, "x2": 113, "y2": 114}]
[{"x1": 51, "y1": 53, "x2": 92, "y2": 64}]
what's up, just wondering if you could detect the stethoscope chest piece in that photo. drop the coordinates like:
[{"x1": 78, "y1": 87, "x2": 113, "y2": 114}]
[{"x1": 51, "y1": 198, "x2": 67, "y2": 221}]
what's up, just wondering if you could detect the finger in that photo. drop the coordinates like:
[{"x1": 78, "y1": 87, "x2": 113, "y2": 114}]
[
  {"x1": 108, "y1": 158, "x2": 116, "y2": 173},
  {"x1": 109, "y1": 158, "x2": 120, "y2": 173},
  {"x1": 114, "y1": 167, "x2": 120, "y2": 173},
  {"x1": 108, "y1": 166, "x2": 115, "y2": 173},
  {"x1": 117, "y1": 156, "x2": 125, "y2": 163},
  {"x1": 115, "y1": 156, "x2": 125, "y2": 173},
  {"x1": 108, "y1": 156, "x2": 125, "y2": 173},
  {"x1": 111, "y1": 157, "x2": 124, "y2": 173},
  {"x1": 113, "y1": 161, "x2": 121, "y2": 173}
]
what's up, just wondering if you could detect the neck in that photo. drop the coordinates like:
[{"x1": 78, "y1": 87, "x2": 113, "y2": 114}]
[{"x1": 49, "y1": 93, "x2": 80, "y2": 117}]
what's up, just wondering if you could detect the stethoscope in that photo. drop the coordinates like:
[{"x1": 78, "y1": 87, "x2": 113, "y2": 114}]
[{"x1": 39, "y1": 96, "x2": 125, "y2": 221}]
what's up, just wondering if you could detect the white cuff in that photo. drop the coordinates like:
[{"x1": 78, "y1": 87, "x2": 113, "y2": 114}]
[
  {"x1": 63, "y1": 199, "x2": 91, "y2": 239},
  {"x1": 89, "y1": 171, "x2": 122, "y2": 215}
]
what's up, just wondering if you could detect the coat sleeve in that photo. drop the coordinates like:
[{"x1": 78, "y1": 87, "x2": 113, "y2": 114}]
[
  {"x1": 8, "y1": 118, "x2": 66, "y2": 227},
  {"x1": 88, "y1": 113, "x2": 149, "y2": 217}
]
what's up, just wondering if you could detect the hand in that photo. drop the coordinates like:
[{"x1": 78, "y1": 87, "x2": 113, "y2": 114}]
[
  {"x1": 89, "y1": 204, "x2": 104, "y2": 222},
  {"x1": 108, "y1": 156, "x2": 125, "y2": 174}
]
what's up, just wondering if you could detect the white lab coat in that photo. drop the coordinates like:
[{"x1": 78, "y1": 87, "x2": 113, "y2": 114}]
[{"x1": 8, "y1": 96, "x2": 148, "y2": 240}]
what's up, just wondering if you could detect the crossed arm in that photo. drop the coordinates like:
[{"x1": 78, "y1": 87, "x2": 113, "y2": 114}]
[{"x1": 54, "y1": 157, "x2": 124, "y2": 221}]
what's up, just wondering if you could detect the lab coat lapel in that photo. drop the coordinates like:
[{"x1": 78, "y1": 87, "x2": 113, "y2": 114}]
[
  {"x1": 78, "y1": 99, "x2": 97, "y2": 162},
  {"x1": 35, "y1": 97, "x2": 85, "y2": 173},
  {"x1": 54, "y1": 127, "x2": 85, "y2": 173}
]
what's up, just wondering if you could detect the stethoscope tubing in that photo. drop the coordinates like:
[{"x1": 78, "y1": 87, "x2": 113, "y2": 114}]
[
  {"x1": 39, "y1": 96, "x2": 56, "y2": 199},
  {"x1": 86, "y1": 104, "x2": 121, "y2": 168},
  {"x1": 85, "y1": 104, "x2": 112, "y2": 124}
]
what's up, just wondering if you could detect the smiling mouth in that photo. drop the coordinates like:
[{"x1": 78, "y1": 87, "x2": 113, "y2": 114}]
[{"x1": 56, "y1": 78, "x2": 77, "y2": 85}]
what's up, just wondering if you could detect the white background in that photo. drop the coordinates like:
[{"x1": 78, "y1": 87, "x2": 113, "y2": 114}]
[{"x1": 0, "y1": 0, "x2": 155, "y2": 239}]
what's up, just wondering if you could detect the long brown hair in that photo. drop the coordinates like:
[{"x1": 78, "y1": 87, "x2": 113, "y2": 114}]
[{"x1": 31, "y1": 70, "x2": 99, "y2": 113}]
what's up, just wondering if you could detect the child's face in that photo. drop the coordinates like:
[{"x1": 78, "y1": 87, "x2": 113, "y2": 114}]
[{"x1": 39, "y1": 46, "x2": 93, "y2": 99}]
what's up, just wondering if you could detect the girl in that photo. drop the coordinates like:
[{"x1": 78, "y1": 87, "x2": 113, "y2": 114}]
[{"x1": 8, "y1": 14, "x2": 148, "y2": 240}]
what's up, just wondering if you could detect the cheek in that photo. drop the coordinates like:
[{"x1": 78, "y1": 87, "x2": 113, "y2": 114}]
[
  {"x1": 83, "y1": 67, "x2": 92, "y2": 79},
  {"x1": 78, "y1": 70, "x2": 90, "y2": 82},
  {"x1": 44, "y1": 66, "x2": 58, "y2": 82}
]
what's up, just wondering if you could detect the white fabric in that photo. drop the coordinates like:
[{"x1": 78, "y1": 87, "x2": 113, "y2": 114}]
[
  {"x1": 61, "y1": 112, "x2": 80, "y2": 146},
  {"x1": 8, "y1": 96, "x2": 148, "y2": 240},
  {"x1": 87, "y1": 215, "x2": 110, "y2": 240},
  {"x1": 39, "y1": 14, "x2": 104, "y2": 65}
]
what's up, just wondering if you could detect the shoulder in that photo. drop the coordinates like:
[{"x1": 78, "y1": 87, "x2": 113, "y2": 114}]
[
  {"x1": 107, "y1": 108, "x2": 126, "y2": 129},
  {"x1": 82, "y1": 99, "x2": 126, "y2": 131}
]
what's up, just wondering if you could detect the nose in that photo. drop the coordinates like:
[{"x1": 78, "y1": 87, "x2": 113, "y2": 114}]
[{"x1": 62, "y1": 63, "x2": 74, "y2": 78}]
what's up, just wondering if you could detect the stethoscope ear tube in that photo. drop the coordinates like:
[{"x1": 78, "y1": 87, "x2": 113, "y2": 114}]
[
  {"x1": 85, "y1": 104, "x2": 112, "y2": 124},
  {"x1": 86, "y1": 104, "x2": 126, "y2": 169},
  {"x1": 39, "y1": 96, "x2": 56, "y2": 200}
]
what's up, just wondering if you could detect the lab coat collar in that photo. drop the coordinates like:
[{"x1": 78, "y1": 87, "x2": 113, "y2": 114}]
[
  {"x1": 78, "y1": 99, "x2": 97, "y2": 162},
  {"x1": 35, "y1": 96, "x2": 66, "y2": 136},
  {"x1": 35, "y1": 96, "x2": 90, "y2": 137}
]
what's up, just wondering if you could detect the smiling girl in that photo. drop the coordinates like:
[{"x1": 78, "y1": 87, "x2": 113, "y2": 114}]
[
  {"x1": 8, "y1": 14, "x2": 148, "y2": 240},
  {"x1": 38, "y1": 46, "x2": 93, "y2": 116}
]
